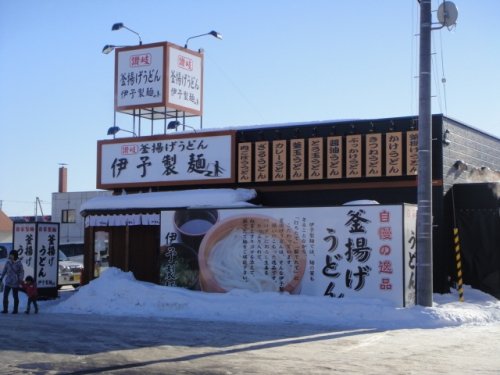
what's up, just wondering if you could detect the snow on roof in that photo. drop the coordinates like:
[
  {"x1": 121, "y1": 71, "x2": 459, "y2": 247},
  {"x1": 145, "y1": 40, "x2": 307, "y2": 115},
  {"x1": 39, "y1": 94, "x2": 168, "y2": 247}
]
[{"x1": 79, "y1": 188, "x2": 257, "y2": 214}]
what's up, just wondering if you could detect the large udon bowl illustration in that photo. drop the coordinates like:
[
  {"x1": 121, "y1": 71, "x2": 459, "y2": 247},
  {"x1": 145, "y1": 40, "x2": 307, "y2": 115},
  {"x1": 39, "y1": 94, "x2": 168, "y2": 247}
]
[{"x1": 198, "y1": 214, "x2": 306, "y2": 293}]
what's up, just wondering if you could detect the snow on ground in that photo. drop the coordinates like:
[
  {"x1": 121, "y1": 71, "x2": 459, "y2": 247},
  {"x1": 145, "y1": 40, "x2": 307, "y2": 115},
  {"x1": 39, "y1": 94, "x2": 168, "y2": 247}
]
[{"x1": 42, "y1": 268, "x2": 500, "y2": 330}]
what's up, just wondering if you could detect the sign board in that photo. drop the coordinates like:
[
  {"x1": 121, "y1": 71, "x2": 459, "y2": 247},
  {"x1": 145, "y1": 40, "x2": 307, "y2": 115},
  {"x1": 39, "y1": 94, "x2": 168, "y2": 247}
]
[
  {"x1": 232, "y1": 130, "x2": 420, "y2": 184},
  {"x1": 12, "y1": 222, "x2": 59, "y2": 294},
  {"x1": 255, "y1": 141, "x2": 269, "y2": 182},
  {"x1": 290, "y1": 139, "x2": 305, "y2": 180},
  {"x1": 327, "y1": 136, "x2": 343, "y2": 179},
  {"x1": 35, "y1": 223, "x2": 59, "y2": 288},
  {"x1": 365, "y1": 133, "x2": 382, "y2": 177},
  {"x1": 160, "y1": 204, "x2": 417, "y2": 307},
  {"x1": 308, "y1": 138, "x2": 323, "y2": 179},
  {"x1": 97, "y1": 131, "x2": 235, "y2": 189},
  {"x1": 406, "y1": 130, "x2": 419, "y2": 175},
  {"x1": 386, "y1": 132, "x2": 403, "y2": 176},
  {"x1": 237, "y1": 142, "x2": 252, "y2": 183},
  {"x1": 272, "y1": 140, "x2": 287, "y2": 181},
  {"x1": 114, "y1": 42, "x2": 203, "y2": 117},
  {"x1": 166, "y1": 44, "x2": 203, "y2": 115},
  {"x1": 115, "y1": 43, "x2": 165, "y2": 110},
  {"x1": 346, "y1": 135, "x2": 362, "y2": 178}
]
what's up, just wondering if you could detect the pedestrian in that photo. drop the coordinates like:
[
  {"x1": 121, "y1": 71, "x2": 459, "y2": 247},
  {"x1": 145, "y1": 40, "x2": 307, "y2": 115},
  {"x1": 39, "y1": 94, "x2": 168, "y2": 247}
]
[
  {"x1": 22, "y1": 276, "x2": 38, "y2": 314},
  {"x1": 0, "y1": 250, "x2": 25, "y2": 314}
]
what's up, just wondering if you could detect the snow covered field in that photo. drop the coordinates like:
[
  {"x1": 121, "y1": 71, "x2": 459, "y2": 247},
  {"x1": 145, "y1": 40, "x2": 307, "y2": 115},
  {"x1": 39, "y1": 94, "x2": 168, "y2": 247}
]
[{"x1": 1, "y1": 268, "x2": 499, "y2": 374}]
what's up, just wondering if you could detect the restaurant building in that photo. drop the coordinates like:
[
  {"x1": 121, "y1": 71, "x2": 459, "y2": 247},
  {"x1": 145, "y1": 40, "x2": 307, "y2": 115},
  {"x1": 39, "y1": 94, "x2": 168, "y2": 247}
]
[
  {"x1": 81, "y1": 114, "x2": 500, "y2": 297},
  {"x1": 80, "y1": 40, "x2": 499, "y2": 302}
]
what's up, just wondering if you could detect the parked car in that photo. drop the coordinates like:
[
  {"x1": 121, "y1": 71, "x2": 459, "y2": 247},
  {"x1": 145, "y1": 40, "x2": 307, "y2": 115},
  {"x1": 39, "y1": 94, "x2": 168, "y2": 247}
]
[
  {"x1": 0, "y1": 257, "x2": 6, "y2": 276},
  {"x1": 0, "y1": 244, "x2": 10, "y2": 275},
  {"x1": 1, "y1": 249, "x2": 84, "y2": 289},
  {"x1": 58, "y1": 250, "x2": 84, "y2": 289}
]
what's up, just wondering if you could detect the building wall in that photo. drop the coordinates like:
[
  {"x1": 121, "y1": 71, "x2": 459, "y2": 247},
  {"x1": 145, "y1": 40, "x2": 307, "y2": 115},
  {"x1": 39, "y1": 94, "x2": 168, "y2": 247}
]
[
  {"x1": 52, "y1": 190, "x2": 112, "y2": 249},
  {"x1": 443, "y1": 118, "x2": 500, "y2": 192},
  {"x1": 0, "y1": 210, "x2": 13, "y2": 244}
]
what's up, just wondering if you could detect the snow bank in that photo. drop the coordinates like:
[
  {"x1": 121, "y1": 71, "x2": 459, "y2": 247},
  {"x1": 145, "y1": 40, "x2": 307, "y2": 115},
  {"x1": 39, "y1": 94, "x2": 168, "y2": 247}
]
[{"x1": 46, "y1": 268, "x2": 500, "y2": 329}]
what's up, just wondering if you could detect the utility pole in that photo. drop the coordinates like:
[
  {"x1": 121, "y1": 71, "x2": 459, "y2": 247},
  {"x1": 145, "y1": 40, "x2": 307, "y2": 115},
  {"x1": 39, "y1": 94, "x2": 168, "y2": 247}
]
[
  {"x1": 416, "y1": 0, "x2": 434, "y2": 307},
  {"x1": 35, "y1": 197, "x2": 44, "y2": 222},
  {"x1": 416, "y1": 0, "x2": 458, "y2": 306}
]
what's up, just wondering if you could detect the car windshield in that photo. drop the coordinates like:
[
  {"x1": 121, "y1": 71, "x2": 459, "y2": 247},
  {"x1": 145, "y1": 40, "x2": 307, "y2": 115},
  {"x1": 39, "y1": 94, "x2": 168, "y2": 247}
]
[{"x1": 59, "y1": 250, "x2": 69, "y2": 261}]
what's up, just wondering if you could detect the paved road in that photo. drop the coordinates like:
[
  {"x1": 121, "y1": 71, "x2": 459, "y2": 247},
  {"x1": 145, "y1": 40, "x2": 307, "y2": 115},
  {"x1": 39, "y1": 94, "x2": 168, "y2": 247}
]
[{"x1": 1, "y1": 308, "x2": 499, "y2": 375}]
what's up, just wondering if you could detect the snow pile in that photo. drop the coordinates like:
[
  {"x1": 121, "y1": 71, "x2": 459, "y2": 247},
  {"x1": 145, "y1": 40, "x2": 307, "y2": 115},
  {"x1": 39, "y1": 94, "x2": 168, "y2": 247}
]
[{"x1": 46, "y1": 268, "x2": 500, "y2": 329}]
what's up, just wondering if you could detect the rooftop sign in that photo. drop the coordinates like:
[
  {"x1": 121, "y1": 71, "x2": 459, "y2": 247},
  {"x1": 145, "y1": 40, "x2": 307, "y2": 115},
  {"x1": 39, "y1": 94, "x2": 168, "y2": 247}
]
[{"x1": 114, "y1": 42, "x2": 203, "y2": 117}]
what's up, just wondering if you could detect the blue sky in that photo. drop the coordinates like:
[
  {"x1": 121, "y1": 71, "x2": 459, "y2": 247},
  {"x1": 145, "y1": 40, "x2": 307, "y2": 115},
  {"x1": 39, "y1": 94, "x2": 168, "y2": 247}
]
[{"x1": 1, "y1": 0, "x2": 499, "y2": 216}]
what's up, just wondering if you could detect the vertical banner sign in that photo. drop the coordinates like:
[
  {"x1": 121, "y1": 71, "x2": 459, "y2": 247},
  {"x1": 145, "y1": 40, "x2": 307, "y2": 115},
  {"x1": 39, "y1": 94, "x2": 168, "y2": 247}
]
[
  {"x1": 238, "y1": 142, "x2": 252, "y2": 183},
  {"x1": 386, "y1": 132, "x2": 403, "y2": 176},
  {"x1": 403, "y1": 205, "x2": 417, "y2": 306},
  {"x1": 290, "y1": 139, "x2": 305, "y2": 180},
  {"x1": 406, "y1": 130, "x2": 419, "y2": 175},
  {"x1": 346, "y1": 135, "x2": 362, "y2": 178},
  {"x1": 272, "y1": 140, "x2": 287, "y2": 181},
  {"x1": 308, "y1": 138, "x2": 323, "y2": 179},
  {"x1": 115, "y1": 44, "x2": 165, "y2": 110},
  {"x1": 365, "y1": 133, "x2": 382, "y2": 177},
  {"x1": 255, "y1": 141, "x2": 269, "y2": 182},
  {"x1": 160, "y1": 204, "x2": 416, "y2": 307},
  {"x1": 36, "y1": 223, "x2": 59, "y2": 288},
  {"x1": 13, "y1": 223, "x2": 59, "y2": 289},
  {"x1": 13, "y1": 223, "x2": 36, "y2": 282},
  {"x1": 327, "y1": 136, "x2": 343, "y2": 179},
  {"x1": 167, "y1": 44, "x2": 203, "y2": 115}
]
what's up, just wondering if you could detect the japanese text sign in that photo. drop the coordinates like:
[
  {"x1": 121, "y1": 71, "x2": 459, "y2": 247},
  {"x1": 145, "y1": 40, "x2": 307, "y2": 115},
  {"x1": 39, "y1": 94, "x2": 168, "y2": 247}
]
[
  {"x1": 12, "y1": 222, "x2": 59, "y2": 289},
  {"x1": 160, "y1": 204, "x2": 416, "y2": 307},
  {"x1": 115, "y1": 43, "x2": 165, "y2": 110},
  {"x1": 167, "y1": 44, "x2": 203, "y2": 115},
  {"x1": 97, "y1": 131, "x2": 235, "y2": 189},
  {"x1": 114, "y1": 42, "x2": 203, "y2": 116}
]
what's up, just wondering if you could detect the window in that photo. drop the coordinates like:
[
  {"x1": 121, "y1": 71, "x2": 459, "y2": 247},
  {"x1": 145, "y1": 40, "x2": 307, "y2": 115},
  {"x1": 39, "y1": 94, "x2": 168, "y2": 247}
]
[{"x1": 61, "y1": 209, "x2": 76, "y2": 223}]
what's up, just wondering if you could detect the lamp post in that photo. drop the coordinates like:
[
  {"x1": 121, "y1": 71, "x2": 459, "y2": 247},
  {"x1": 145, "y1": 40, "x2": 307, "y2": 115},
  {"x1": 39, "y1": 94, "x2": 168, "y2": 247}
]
[
  {"x1": 102, "y1": 22, "x2": 143, "y2": 54},
  {"x1": 167, "y1": 120, "x2": 197, "y2": 133},
  {"x1": 184, "y1": 30, "x2": 222, "y2": 49},
  {"x1": 107, "y1": 126, "x2": 137, "y2": 138},
  {"x1": 111, "y1": 22, "x2": 142, "y2": 45}
]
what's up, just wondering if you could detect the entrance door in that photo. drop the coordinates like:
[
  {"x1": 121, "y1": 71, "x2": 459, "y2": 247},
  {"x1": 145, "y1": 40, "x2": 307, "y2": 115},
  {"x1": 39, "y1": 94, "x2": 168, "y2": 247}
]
[
  {"x1": 94, "y1": 230, "x2": 109, "y2": 276},
  {"x1": 128, "y1": 226, "x2": 160, "y2": 283}
]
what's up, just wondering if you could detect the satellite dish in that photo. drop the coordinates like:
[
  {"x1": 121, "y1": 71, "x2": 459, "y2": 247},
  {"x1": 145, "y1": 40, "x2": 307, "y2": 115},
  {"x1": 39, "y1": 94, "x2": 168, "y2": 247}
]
[{"x1": 437, "y1": 1, "x2": 458, "y2": 27}]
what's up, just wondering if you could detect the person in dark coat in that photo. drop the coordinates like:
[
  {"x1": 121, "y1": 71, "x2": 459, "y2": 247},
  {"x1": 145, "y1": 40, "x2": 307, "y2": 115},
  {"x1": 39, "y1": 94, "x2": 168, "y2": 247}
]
[
  {"x1": 0, "y1": 250, "x2": 25, "y2": 314},
  {"x1": 21, "y1": 275, "x2": 38, "y2": 314}
]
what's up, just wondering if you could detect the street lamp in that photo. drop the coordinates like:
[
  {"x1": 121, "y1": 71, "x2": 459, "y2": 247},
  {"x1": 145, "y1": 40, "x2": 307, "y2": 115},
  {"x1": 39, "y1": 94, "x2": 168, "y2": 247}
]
[
  {"x1": 111, "y1": 22, "x2": 143, "y2": 45},
  {"x1": 107, "y1": 126, "x2": 137, "y2": 137},
  {"x1": 101, "y1": 44, "x2": 128, "y2": 54},
  {"x1": 184, "y1": 30, "x2": 222, "y2": 49},
  {"x1": 103, "y1": 23, "x2": 143, "y2": 54},
  {"x1": 167, "y1": 120, "x2": 197, "y2": 133}
]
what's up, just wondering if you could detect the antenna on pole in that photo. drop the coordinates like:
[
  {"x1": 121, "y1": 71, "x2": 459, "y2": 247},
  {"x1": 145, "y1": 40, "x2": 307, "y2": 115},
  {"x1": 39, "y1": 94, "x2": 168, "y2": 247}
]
[{"x1": 437, "y1": 1, "x2": 458, "y2": 29}]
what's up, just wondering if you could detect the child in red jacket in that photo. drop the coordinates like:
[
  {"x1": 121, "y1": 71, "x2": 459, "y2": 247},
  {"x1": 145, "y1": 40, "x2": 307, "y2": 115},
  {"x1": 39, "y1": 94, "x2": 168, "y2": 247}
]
[{"x1": 22, "y1": 276, "x2": 38, "y2": 314}]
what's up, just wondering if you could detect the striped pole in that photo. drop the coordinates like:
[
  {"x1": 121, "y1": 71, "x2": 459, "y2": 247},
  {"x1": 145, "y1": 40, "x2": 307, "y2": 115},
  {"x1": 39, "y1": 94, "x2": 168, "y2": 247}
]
[{"x1": 453, "y1": 227, "x2": 464, "y2": 302}]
